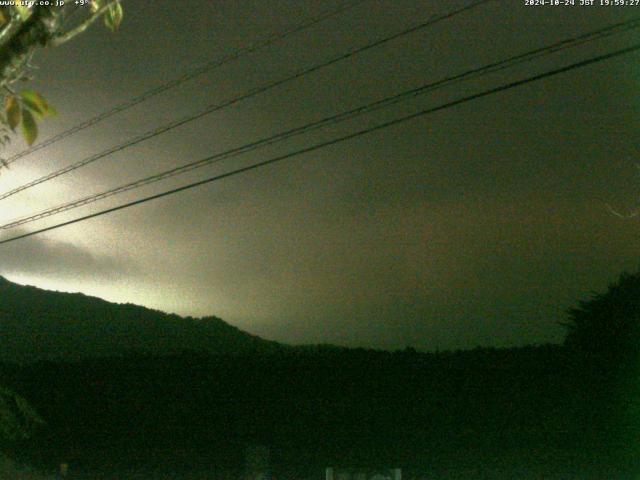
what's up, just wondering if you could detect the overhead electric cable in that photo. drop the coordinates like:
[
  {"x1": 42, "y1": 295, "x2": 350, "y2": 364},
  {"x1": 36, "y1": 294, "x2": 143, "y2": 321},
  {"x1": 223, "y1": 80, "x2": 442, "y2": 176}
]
[
  {"x1": 0, "y1": 0, "x2": 492, "y2": 199},
  {"x1": 1, "y1": 42, "x2": 637, "y2": 246},
  {"x1": 3, "y1": 0, "x2": 368, "y2": 165},
  {"x1": 5, "y1": 18, "x2": 640, "y2": 230},
  {"x1": 2, "y1": 16, "x2": 639, "y2": 229}
]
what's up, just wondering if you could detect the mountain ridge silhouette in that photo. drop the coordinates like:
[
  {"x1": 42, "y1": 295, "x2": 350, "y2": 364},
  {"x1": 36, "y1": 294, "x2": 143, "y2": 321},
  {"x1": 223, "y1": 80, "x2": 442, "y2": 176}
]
[{"x1": 0, "y1": 276, "x2": 285, "y2": 362}]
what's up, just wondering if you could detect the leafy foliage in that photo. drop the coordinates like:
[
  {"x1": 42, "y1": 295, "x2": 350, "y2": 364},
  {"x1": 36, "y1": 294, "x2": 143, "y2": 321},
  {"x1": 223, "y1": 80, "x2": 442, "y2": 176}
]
[
  {"x1": 0, "y1": 1, "x2": 124, "y2": 150},
  {"x1": 4, "y1": 95, "x2": 19, "y2": 131},
  {"x1": 20, "y1": 108, "x2": 37, "y2": 146},
  {"x1": 19, "y1": 90, "x2": 56, "y2": 119},
  {"x1": 0, "y1": 90, "x2": 56, "y2": 149},
  {"x1": 0, "y1": 1, "x2": 123, "y2": 466},
  {"x1": 103, "y1": 1, "x2": 123, "y2": 32},
  {"x1": 13, "y1": 5, "x2": 33, "y2": 23},
  {"x1": 0, "y1": 386, "x2": 43, "y2": 443}
]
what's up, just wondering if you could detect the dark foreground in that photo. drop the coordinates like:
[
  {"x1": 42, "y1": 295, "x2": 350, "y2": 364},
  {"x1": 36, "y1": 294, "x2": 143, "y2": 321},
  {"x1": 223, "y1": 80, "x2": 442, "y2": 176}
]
[{"x1": 1, "y1": 344, "x2": 638, "y2": 479}]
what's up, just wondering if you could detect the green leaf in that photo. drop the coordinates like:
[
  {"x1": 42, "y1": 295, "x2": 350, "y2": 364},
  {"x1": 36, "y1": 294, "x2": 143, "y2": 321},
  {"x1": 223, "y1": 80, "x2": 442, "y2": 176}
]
[
  {"x1": 5, "y1": 96, "x2": 20, "y2": 132},
  {"x1": 21, "y1": 109, "x2": 37, "y2": 146},
  {"x1": 104, "y1": 1, "x2": 123, "y2": 31},
  {"x1": 90, "y1": 0, "x2": 109, "y2": 13},
  {"x1": 20, "y1": 90, "x2": 55, "y2": 117},
  {"x1": 13, "y1": 5, "x2": 31, "y2": 21}
]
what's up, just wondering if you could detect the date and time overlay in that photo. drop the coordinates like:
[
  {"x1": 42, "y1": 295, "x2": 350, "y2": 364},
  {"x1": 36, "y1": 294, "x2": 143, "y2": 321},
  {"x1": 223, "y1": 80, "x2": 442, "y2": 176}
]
[
  {"x1": 1, "y1": 0, "x2": 639, "y2": 8},
  {"x1": 526, "y1": 0, "x2": 640, "y2": 6}
]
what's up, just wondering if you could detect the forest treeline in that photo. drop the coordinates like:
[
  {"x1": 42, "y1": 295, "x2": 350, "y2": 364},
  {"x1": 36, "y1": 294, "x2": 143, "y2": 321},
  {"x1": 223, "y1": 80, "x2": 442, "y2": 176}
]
[{"x1": 0, "y1": 271, "x2": 638, "y2": 479}]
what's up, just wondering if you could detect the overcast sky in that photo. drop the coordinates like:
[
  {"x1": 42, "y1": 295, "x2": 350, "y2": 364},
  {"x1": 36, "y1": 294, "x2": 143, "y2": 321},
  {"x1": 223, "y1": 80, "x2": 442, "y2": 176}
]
[{"x1": 0, "y1": 0, "x2": 637, "y2": 351}]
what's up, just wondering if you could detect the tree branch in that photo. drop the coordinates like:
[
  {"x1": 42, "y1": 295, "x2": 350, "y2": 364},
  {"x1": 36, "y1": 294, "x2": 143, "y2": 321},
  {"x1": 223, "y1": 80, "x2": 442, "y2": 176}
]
[
  {"x1": 0, "y1": 15, "x2": 25, "y2": 52},
  {"x1": 51, "y1": 1, "x2": 119, "y2": 46},
  {"x1": 0, "y1": 6, "x2": 63, "y2": 87}
]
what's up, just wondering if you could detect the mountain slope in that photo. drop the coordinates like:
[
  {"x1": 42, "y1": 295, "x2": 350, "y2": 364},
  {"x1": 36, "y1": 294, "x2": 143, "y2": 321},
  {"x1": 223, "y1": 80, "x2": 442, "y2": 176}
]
[{"x1": 0, "y1": 276, "x2": 284, "y2": 362}]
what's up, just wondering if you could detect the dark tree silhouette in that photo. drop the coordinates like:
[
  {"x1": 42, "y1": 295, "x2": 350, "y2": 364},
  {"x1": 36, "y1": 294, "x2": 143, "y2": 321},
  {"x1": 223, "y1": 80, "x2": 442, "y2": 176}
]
[
  {"x1": 562, "y1": 270, "x2": 640, "y2": 472},
  {"x1": 563, "y1": 270, "x2": 640, "y2": 361}
]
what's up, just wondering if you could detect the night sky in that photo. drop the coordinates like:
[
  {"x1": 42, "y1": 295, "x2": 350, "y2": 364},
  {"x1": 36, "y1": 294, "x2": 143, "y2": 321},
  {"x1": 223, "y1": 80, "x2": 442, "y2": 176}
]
[{"x1": 0, "y1": 0, "x2": 637, "y2": 351}]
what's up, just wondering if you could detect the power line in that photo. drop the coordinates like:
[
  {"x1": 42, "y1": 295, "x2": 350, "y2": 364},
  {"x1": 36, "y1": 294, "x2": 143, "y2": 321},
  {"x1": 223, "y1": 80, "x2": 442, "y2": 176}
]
[
  {"x1": 1, "y1": 42, "x2": 637, "y2": 246},
  {"x1": 4, "y1": 16, "x2": 639, "y2": 230},
  {"x1": 3, "y1": 0, "x2": 368, "y2": 165},
  {"x1": 0, "y1": 0, "x2": 492, "y2": 199}
]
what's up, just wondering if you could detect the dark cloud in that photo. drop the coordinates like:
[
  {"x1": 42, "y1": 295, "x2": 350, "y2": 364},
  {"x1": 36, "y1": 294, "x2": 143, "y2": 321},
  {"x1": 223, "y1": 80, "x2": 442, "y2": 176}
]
[{"x1": 0, "y1": 232, "x2": 138, "y2": 282}]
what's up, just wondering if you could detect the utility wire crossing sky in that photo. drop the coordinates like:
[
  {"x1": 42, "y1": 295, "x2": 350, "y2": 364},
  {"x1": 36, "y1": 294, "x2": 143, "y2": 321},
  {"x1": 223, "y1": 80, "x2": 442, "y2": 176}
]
[
  {"x1": 0, "y1": 0, "x2": 491, "y2": 202},
  {"x1": 1, "y1": 20, "x2": 639, "y2": 233},
  {"x1": 4, "y1": 0, "x2": 370, "y2": 166},
  {"x1": 0, "y1": 0, "x2": 636, "y2": 351},
  {"x1": 1, "y1": 38, "x2": 639, "y2": 245}
]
